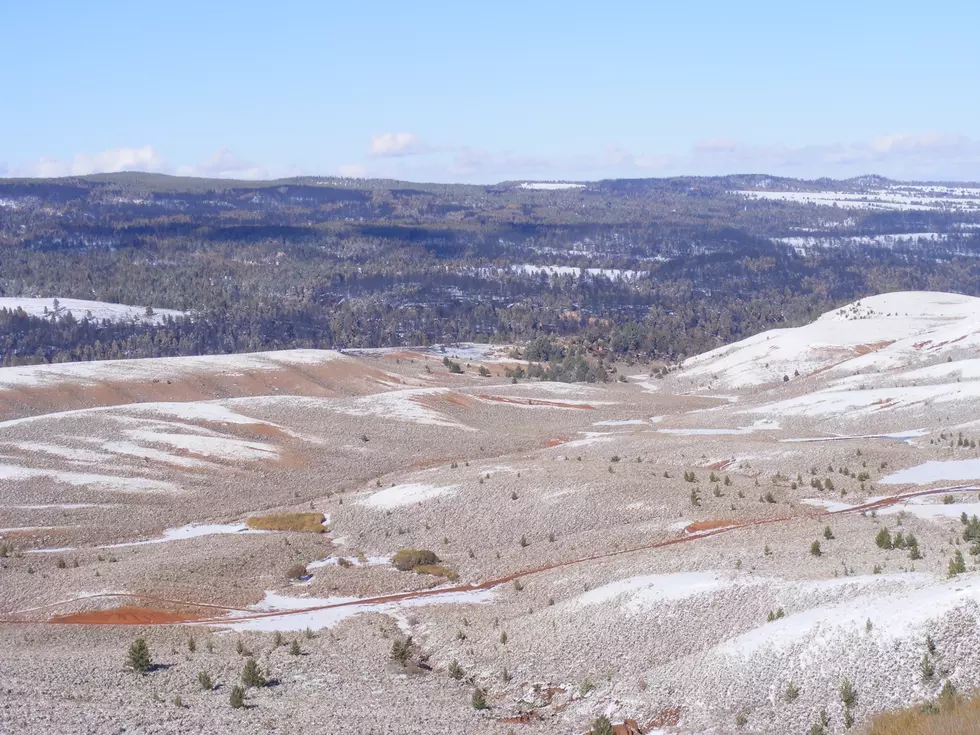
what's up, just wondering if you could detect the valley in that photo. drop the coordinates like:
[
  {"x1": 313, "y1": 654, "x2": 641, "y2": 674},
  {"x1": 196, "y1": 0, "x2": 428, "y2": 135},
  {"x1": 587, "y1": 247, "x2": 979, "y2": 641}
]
[{"x1": 3, "y1": 293, "x2": 980, "y2": 733}]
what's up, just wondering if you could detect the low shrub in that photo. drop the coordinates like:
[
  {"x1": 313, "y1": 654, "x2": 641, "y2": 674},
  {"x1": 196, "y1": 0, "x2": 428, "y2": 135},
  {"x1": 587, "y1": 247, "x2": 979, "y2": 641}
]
[{"x1": 393, "y1": 548, "x2": 439, "y2": 571}]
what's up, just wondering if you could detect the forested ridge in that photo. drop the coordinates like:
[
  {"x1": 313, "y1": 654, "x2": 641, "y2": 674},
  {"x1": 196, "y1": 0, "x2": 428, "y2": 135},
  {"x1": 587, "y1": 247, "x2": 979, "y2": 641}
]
[{"x1": 1, "y1": 172, "x2": 978, "y2": 369}]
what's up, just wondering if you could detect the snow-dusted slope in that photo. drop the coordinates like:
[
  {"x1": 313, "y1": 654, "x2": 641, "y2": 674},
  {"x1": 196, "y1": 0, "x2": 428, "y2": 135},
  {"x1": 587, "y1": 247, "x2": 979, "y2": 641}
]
[
  {"x1": 0, "y1": 349, "x2": 346, "y2": 390},
  {"x1": 0, "y1": 297, "x2": 184, "y2": 324},
  {"x1": 681, "y1": 292, "x2": 980, "y2": 389}
]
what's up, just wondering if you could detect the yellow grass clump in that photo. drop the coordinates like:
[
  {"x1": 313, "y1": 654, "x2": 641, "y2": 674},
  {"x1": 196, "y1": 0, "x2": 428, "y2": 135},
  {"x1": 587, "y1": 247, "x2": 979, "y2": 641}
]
[
  {"x1": 413, "y1": 564, "x2": 458, "y2": 581},
  {"x1": 866, "y1": 691, "x2": 980, "y2": 735},
  {"x1": 246, "y1": 512, "x2": 326, "y2": 533}
]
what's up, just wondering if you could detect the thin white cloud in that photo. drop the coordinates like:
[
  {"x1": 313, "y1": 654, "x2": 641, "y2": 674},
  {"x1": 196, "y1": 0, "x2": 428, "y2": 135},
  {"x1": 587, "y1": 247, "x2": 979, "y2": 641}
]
[
  {"x1": 448, "y1": 146, "x2": 554, "y2": 177},
  {"x1": 12, "y1": 146, "x2": 168, "y2": 178},
  {"x1": 870, "y1": 131, "x2": 967, "y2": 154},
  {"x1": 369, "y1": 132, "x2": 429, "y2": 157},
  {"x1": 2, "y1": 132, "x2": 977, "y2": 184},
  {"x1": 676, "y1": 132, "x2": 980, "y2": 180},
  {"x1": 175, "y1": 148, "x2": 268, "y2": 179},
  {"x1": 333, "y1": 130, "x2": 980, "y2": 183},
  {"x1": 692, "y1": 137, "x2": 739, "y2": 154}
]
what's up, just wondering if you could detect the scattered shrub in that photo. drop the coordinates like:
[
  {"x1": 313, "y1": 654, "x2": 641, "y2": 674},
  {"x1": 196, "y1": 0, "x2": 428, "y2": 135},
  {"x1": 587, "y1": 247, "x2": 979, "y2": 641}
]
[
  {"x1": 948, "y1": 550, "x2": 967, "y2": 577},
  {"x1": 391, "y1": 636, "x2": 413, "y2": 666},
  {"x1": 393, "y1": 549, "x2": 439, "y2": 571},
  {"x1": 471, "y1": 687, "x2": 489, "y2": 710},
  {"x1": 229, "y1": 685, "x2": 245, "y2": 709},
  {"x1": 785, "y1": 680, "x2": 800, "y2": 701},
  {"x1": 241, "y1": 658, "x2": 266, "y2": 688},
  {"x1": 127, "y1": 637, "x2": 152, "y2": 674}
]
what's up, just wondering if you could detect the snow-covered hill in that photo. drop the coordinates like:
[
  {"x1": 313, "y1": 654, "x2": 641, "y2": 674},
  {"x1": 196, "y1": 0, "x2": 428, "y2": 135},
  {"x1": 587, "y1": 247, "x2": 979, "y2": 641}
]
[
  {"x1": 0, "y1": 297, "x2": 184, "y2": 324},
  {"x1": 681, "y1": 292, "x2": 980, "y2": 390}
]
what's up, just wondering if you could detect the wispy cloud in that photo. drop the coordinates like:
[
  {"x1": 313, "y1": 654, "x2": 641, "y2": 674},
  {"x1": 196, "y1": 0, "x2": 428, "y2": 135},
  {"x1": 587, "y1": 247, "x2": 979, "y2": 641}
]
[
  {"x1": 369, "y1": 132, "x2": 430, "y2": 157},
  {"x1": 674, "y1": 132, "x2": 980, "y2": 180},
  {"x1": 3, "y1": 132, "x2": 978, "y2": 184},
  {"x1": 11, "y1": 146, "x2": 168, "y2": 178},
  {"x1": 175, "y1": 148, "x2": 268, "y2": 179}
]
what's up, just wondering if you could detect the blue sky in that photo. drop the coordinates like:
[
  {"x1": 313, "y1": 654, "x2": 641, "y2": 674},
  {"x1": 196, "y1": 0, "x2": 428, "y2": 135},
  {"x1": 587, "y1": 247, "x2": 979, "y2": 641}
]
[{"x1": 2, "y1": 1, "x2": 978, "y2": 182}]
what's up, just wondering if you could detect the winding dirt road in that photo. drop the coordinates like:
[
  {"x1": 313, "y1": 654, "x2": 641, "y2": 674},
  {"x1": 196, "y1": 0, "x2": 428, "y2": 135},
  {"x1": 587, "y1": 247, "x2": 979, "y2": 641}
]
[{"x1": 3, "y1": 484, "x2": 975, "y2": 627}]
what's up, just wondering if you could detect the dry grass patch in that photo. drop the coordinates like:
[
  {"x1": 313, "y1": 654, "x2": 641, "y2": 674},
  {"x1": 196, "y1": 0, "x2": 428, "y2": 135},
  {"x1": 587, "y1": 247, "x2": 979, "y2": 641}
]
[
  {"x1": 866, "y1": 691, "x2": 980, "y2": 735},
  {"x1": 413, "y1": 564, "x2": 458, "y2": 581},
  {"x1": 246, "y1": 512, "x2": 326, "y2": 533}
]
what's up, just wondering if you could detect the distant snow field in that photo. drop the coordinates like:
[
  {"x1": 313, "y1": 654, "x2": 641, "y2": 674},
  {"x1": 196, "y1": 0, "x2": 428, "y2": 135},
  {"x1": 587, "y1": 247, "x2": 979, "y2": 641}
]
[
  {"x1": 511, "y1": 264, "x2": 647, "y2": 280},
  {"x1": 734, "y1": 185, "x2": 980, "y2": 212},
  {"x1": 0, "y1": 297, "x2": 184, "y2": 324},
  {"x1": 519, "y1": 182, "x2": 586, "y2": 190},
  {"x1": 775, "y1": 232, "x2": 947, "y2": 250}
]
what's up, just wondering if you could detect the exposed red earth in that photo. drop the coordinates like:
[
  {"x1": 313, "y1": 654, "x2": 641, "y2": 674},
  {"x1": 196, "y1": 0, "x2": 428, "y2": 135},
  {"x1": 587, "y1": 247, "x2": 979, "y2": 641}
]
[{"x1": 6, "y1": 483, "x2": 968, "y2": 628}]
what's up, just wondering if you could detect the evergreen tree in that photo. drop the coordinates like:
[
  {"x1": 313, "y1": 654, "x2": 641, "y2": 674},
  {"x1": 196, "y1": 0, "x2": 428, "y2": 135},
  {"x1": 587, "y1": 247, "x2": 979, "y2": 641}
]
[{"x1": 127, "y1": 637, "x2": 152, "y2": 674}]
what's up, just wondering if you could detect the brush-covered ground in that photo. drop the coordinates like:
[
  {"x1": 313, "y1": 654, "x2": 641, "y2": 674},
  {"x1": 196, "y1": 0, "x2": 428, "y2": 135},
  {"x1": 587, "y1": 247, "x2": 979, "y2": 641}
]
[{"x1": 4, "y1": 292, "x2": 980, "y2": 734}]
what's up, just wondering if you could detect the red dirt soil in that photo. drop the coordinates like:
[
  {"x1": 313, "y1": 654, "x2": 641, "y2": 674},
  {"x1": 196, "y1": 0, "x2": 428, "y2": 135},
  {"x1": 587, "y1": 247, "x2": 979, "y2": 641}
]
[
  {"x1": 615, "y1": 719, "x2": 644, "y2": 735},
  {"x1": 854, "y1": 340, "x2": 895, "y2": 355},
  {"x1": 500, "y1": 712, "x2": 544, "y2": 725},
  {"x1": 50, "y1": 606, "x2": 201, "y2": 625},
  {"x1": 648, "y1": 706, "x2": 683, "y2": 728},
  {"x1": 684, "y1": 520, "x2": 733, "y2": 533},
  {"x1": 10, "y1": 485, "x2": 970, "y2": 629},
  {"x1": 705, "y1": 459, "x2": 735, "y2": 471}
]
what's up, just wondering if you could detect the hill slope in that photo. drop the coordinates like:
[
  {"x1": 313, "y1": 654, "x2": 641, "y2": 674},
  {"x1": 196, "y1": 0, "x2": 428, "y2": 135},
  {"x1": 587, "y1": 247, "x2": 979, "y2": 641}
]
[{"x1": 2, "y1": 306, "x2": 980, "y2": 734}]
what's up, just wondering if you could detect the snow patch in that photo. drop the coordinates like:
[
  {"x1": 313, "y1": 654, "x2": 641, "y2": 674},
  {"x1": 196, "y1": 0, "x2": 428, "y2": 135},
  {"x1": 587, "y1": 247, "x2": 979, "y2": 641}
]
[
  {"x1": 219, "y1": 588, "x2": 496, "y2": 632},
  {"x1": 881, "y1": 458, "x2": 980, "y2": 485},
  {"x1": 0, "y1": 297, "x2": 184, "y2": 325},
  {"x1": 359, "y1": 483, "x2": 458, "y2": 509}
]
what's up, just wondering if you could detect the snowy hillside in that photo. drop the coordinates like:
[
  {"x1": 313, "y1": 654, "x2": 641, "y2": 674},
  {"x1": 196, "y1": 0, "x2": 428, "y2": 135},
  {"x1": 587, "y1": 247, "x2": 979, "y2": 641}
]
[
  {"x1": 681, "y1": 291, "x2": 980, "y2": 389},
  {"x1": 0, "y1": 297, "x2": 184, "y2": 324}
]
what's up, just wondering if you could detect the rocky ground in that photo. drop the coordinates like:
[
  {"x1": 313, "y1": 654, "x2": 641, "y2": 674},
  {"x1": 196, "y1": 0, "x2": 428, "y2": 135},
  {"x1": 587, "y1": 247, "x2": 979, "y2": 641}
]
[{"x1": 4, "y1": 297, "x2": 980, "y2": 733}]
